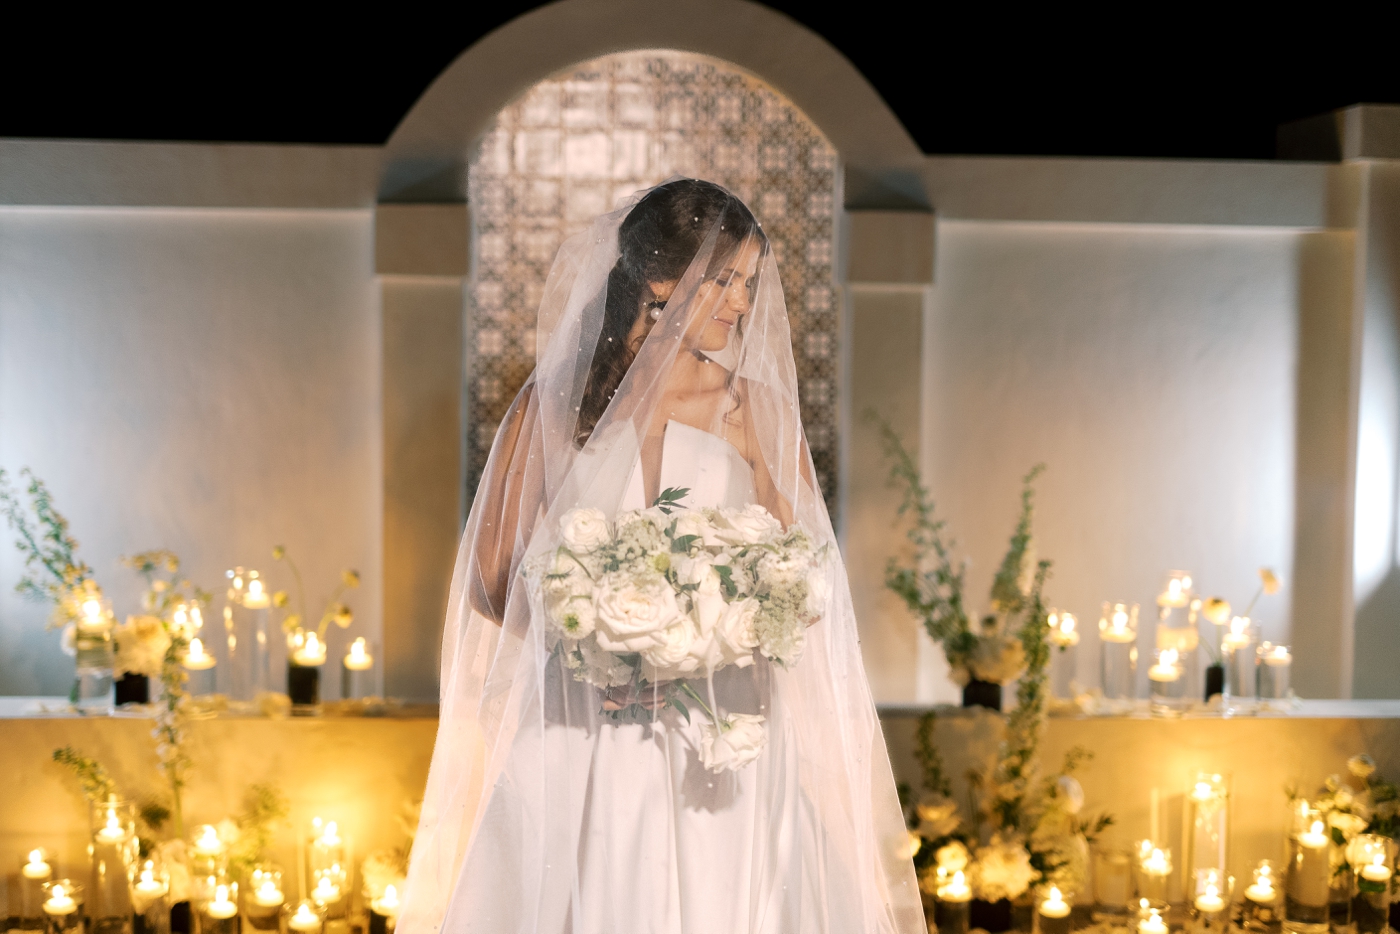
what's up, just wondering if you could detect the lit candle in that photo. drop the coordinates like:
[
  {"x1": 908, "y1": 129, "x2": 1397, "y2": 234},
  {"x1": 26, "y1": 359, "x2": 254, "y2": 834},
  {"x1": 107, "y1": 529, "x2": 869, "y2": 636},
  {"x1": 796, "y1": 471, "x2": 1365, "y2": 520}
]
[
  {"x1": 1037, "y1": 886, "x2": 1071, "y2": 934},
  {"x1": 254, "y1": 879, "x2": 285, "y2": 908},
  {"x1": 1264, "y1": 645, "x2": 1292, "y2": 667},
  {"x1": 1159, "y1": 573, "x2": 1192, "y2": 608},
  {"x1": 288, "y1": 901, "x2": 323, "y2": 933},
  {"x1": 1138, "y1": 908, "x2": 1167, "y2": 934},
  {"x1": 1290, "y1": 816, "x2": 1332, "y2": 911},
  {"x1": 193, "y1": 825, "x2": 224, "y2": 857},
  {"x1": 206, "y1": 885, "x2": 237, "y2": 920},
  {"x1": 1139, "y1": 846, "x2": 1172, "y2": 905},
  {"x1": 1048, "y1": 613, "x2": 1080, "y2": 647},
  {"x1": 312, "y1": 873, "x2": 341, "y2": 904},
  {"x1": 1299, "y1": 819, "x2": 1328, "y2": 849},
  {"x1": 373, "y1": 884, "x2": 401, "y2": 916},
  {"x1": 23, "y1": 849, "x2": 52, "y2": 880},
  {"x1": 1148, "y1": 649, "x2": 1181, "y2": 682},
  {"x1": 1195, "y1": 882, "x2": 1225, "y2": 913},
  {"x1": 293, "y1": 632, "x2": 328, "y2": 667},
  {"x1": 938, "y1": 870, "x2": 973, "y2": 902},
  {"x1": 314, "y1": 819, "x2": 342, "y2": 847},
  {"x1": 1361, "y1": 854, "x2": 1392, "y2": 884},
  {"x1": 344, "y1": 637, "x2": 373, "y2": 671},
  {"x1": 80, "y1": 598, "x2": 108, "y2": 631},
  {"x1": 95, "y1": 807, "x2": 126, "y2": 844},
  {"x1": 183, "y1": 638, "x2": 216, "y2": 671},
  {"x1": 134, "y1": 863, "x2": 167, "y2": 900},
  {"x1": 1246, "y1": 864, "x2": 1276, "y2": 904},
  {"x1": 1100, "y1": 605, "x2": 1137, "y2": 643},
  {"x1": 244, "y1": 577, "x2": 271, "y2": 609},
  {"x1": 1223, "y1": 617, "x2": 1251, "y2": 650},
  {"x1": 43, "y1": 884, "x2": 77, "y2": 916}
]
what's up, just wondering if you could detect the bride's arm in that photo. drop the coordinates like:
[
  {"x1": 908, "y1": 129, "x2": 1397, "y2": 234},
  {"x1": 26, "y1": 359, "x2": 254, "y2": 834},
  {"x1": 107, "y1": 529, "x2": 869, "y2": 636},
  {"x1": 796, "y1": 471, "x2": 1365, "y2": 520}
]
[{"x1": 466, "y1": 382, "x2": 542, "y2": 626}]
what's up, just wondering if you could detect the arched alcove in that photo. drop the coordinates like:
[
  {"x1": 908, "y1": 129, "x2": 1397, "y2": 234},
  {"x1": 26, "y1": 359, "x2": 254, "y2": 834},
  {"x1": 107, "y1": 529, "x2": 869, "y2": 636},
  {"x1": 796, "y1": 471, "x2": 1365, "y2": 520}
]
[
  {"x1": 379, "y1": 0, "x2": 924, "y2": 205},
  {"x1": 465, "y1": 50, "x2": 842, "y2": 514}
]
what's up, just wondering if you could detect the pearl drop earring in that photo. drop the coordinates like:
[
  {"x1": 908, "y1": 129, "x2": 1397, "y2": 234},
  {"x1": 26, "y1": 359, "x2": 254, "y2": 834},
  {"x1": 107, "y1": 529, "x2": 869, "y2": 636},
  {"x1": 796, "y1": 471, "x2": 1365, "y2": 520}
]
[{"x1": 649, "y1": 306, "x2": 662, "y2": 321}]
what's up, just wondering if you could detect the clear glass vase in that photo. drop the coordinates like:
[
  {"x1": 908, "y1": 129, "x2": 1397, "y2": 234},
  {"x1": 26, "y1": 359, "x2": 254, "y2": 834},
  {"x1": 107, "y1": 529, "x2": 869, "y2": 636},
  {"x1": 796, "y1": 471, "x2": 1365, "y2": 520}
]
[
  {"x1": 74, "y1": 624, "x2": 116, "y2": 712},
  {"x1": 89, "y1": 797, "x2": 137, "y2": 934}
]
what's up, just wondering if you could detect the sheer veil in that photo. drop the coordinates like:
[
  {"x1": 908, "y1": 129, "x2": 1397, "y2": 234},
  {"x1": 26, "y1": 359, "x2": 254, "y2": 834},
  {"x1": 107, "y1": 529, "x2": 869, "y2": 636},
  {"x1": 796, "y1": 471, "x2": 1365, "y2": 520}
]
[{"x1": 401, "y1": 179, "x2": 922, "y2": 933}]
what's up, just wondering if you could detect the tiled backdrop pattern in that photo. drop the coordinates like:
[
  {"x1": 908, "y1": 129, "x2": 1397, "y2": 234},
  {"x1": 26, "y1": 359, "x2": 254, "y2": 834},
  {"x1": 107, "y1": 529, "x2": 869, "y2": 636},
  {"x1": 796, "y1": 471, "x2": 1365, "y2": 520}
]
[{"x1": 466, "y1": 51, "x2": 840, "y2": 518}]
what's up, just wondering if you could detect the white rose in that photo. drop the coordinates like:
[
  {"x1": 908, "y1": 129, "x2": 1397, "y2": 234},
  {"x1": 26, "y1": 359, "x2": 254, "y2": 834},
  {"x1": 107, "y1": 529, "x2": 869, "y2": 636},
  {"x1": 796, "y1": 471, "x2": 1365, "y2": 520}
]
[
  {"x1": 1348, "y1": 755, "x2": 1377, "y2": 780},
  {"x1": 715, "y1": 598, "x2": 759, "y2": 667},
  {"x1": 699, "y1": 713, "x2": 767, "y2": 772},
  {"x1": 674, "y1": 510, "x2": 726, "y2": 548},
  {"x1": 559, "y1": 507, "x2": 610, "y2": 552},
  {"x1": 640, "y1": 614, "x2": 699, "y2": 672},
  {"x1": 714, "y1": 504, "x2": 783, "y2": 545},
  {"x1": 593, "y1": 572, "x2": 683, "y2": 653},
  {"x1": 805, "y1": 564, "x2": 831, "y2": 621},
  {"x1": 1057, "y1": 775, "x2": 1085, "y2": 815}
]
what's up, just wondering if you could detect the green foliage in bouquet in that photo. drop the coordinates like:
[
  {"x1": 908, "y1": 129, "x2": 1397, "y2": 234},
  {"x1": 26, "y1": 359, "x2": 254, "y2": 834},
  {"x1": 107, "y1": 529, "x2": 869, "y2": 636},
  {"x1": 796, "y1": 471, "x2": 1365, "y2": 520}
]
[
  {"x1": 270, "y1": 544, "x2": 361, "y2": 639},
  {"x1": 53, "y1": 746, "x2": 118, "y2": 805}
]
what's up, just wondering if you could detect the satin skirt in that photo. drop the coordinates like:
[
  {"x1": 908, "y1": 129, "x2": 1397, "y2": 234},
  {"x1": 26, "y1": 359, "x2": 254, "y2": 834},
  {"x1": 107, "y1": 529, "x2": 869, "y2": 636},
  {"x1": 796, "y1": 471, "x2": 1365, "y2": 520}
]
[{"x1": 447, "y1": 660, "x2": 849, "y2": 934}]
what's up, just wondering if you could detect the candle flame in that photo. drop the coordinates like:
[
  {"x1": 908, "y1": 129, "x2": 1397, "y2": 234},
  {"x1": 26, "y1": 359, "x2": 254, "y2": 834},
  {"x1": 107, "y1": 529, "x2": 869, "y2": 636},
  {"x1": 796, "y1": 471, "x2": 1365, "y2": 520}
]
[
  {"x1": 214, "y1": 885, "x2": 230, "y2": 904},
  {"x1": 1310, "y1": 820, "x2": 1324, "y2": 836},
  {"x1": 83, "y1": 599, "x2": 102, "y2": 620},
  {"x1": 28, "y1": 849, "x2": 45, "y2": 863},
  {"x1": 1205, "y1": 883, "x2": 1219, "y2": 899},
  {"x1": 248, "y1": 579, "x2": 264, "y2": 599},
  {"x1": 52, "y1": 884, "x2": 65, "y2": 899},
  {"x1": 1193, "y1": 781, "x2": 1212, "y2": 799},
  {"x1": 1160, "y1": 649, "x2": 1178, "y2": 666},
  {"x1": 1047, "y1": 886, "x2": 1062, "y2": 902},
  {"x1": 197, "y1": 825, "x2": 220, "y2": 849},
  {"x1": 1374, "y1": 854, "x2": 1385, "y2": 867},
  {"x1": 189, "y1": 638, "x2": 207, "y2": 659}
]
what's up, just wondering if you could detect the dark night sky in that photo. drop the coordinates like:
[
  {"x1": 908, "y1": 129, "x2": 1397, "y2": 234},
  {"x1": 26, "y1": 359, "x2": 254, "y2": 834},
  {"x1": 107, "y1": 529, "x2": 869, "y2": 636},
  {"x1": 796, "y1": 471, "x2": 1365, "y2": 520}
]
[{"x1": 4, "y1": 4, "x2": 1397, "y2": 160}]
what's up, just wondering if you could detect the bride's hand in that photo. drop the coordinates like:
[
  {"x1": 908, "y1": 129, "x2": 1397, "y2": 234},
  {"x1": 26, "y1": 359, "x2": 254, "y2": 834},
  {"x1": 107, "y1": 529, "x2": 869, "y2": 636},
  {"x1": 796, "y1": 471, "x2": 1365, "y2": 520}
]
[{"x1": 602, "y1": 681, "x2": 674, "y2": 711}]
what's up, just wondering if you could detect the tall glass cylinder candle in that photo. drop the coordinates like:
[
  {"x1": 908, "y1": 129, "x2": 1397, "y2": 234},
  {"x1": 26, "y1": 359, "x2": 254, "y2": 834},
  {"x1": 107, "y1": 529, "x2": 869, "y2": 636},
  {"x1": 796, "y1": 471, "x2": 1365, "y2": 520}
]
[
  {"x1": 1285, "y1": 804, "x2": 1331, "y2": 934},
  {"x1": 1093, "y1": 845, "x2": 1133, "y2": 924},
  {"x1": 1222, "y1": 617, "x2": 1257, "y2": 713},
  {"x1": 75, "y1": 600, "x2": 116, "y2": 713},
  {"x1": 1186, "y1": 774, "x2": 1230, "y2": 882},
  {"x1": 1035, "y1": 886, "x2": 1073, "y2": 934},
  {"x1": 1155, "y1": 571, "x2": 1200, "y2": 708},
  {"x1": 225, "y1": 568, "x2": 276, "y2": 700},
  {"x1": 289, "y1": 632, "x2": 327, "y2": 709},
  {"x1": 1243, "y1": 860, "x2": 1282, "y2": 932},
  {"x1": 243, "y1": 864, "x2": 284, "y2": 932},
  {"x1": 1099, "y1": 602, "x2": 1139, "y2": 704},
  {"x1": 1137, "y1": 844, "x2": 1173, "y2": 909},
  {"x1": 42, "y1": 881, "x2": 85, "y2": 934},
  {"x1": 20, "y1": 848, "x2": 55, "y2": 928},
  {"x1": 128, "y1": 856, "x2": 170, "y2": 934},
  {"x1": 284, "y1": 901, "x2": 325, "y2": 934},
  {"x1": 1138, "y1": 903, "x2": 1169, "y2": 934},
  {"x1": 1258, "y1": 644, "x2": 1292, "y2": 706},
  {"x1": 341, "y1": 638, "x2": 375, "y2": 700},
  {"x1": 1148, "y1": 649, "x2": 1187, "y2": 716},
  {"x1": 183, "y1": 638, "x2": 217, "y2": 697},
  {"x1": 89, "y1": 796, "x2": 137, "y2": 934},
  {"x1": 307, "y1": 818, "x2": 349, "y2": 922},
  {"x1": 194, "y1": 882, "x2": 238, "y2": 934},
  {"x1": 935, "y1": 870, "x2": 972, "y2": 934},
  {"x1": 1350, "y1": 835, "x2": 1393, "y2": 934}
]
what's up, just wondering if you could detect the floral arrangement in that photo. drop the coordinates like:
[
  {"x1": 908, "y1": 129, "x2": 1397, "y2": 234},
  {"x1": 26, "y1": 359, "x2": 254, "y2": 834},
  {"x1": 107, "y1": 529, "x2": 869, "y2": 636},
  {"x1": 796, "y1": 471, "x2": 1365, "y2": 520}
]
[
  {"x1": 530, "y1": 487, "x2": 828, "y2": 772},
  {"x1": 269, "y1": 545, "x2": 361, "y2": 660},
  {"x1": 875, "y1": 422, "x2": 1045, "y2": 688},
  {"x1": 1289, "y1": 754, "x2": 1400, "y2": 882},
  {"x1": 1197, "y1": 567, "x2": 1282, "y2": 665}
]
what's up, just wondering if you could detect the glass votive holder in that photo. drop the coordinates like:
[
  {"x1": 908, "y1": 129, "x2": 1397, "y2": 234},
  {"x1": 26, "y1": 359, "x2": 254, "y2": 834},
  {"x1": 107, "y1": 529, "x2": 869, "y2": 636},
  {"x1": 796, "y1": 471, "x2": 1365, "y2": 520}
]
[
  {"x1": 41, "y1": 880, "x2": 85, "y2": 934},
  {"x1": 243, "y1": 863, "x2": 285, "y2": 932},
  {"x1": 284, "y1": 900, "x2": 326, "y2": 934},
  {"x1": 1186, "y1": 774, "x2": 1230, "y2": 882},
  {"x1": 90, "y1": 796, "x2": 137, "y2": 930},
  {"x1": 311, "y1": 865, "x2": 348, "y2": 920},
  {"x1": 1047, "y1": 611, "x2": 1079, "y2": 700},
  {"x1": 1136, "y1": 843, "x2": 1173, "y2": 909},
  {"x1": 288, "y1": 631, "x2": 327, "y2": 709},
  {"x1": 1285, "y1": 803, "x2": 1331, "y2": 934},
  {"x1": 368, "y1": 883, "x2": 402, "y2": 934},
  {"x1": 1258, "y1": 643, "x2": 1292, "y2": 705},
  {"x1": 1093, "y1": 844, "x2": 1134, "y2": 924},
  {"x1": 1148, "y1": 648, "x2": 1187, "y2": 716},
  {"x1": 341, "y1": 637, "x2": 376, "y2": 700},
  {"x1": 1350, "y1": 835, "x2": 1394, "y2": 934},
  {"x1": 1137, "y1": 900, "x2": 1169, "y2": 934},
  {"x1": 129, "y1": 855, "x2": 171, "y2": 934},
  {"x1": 1099, "y1": 602, "x2": 1139, "y2": 704},
  {"x1": 1191, "y1": 869, "x2": 1232, "y2": 934},
  {"x1": 1034, "y1": 886, "x2": 1073, "y2": 934},
  {"x1": 1243, "y1": 860, "x2": 1282, "y2": 932},
  {"x1": 1222, "y1": 618, "x2": 1257, "y2": 714},
  {"x1": 935, "y1": 869, "x2": 973, "y2": 934},
  {"x1": 194, "y1": 879, "x2": 238, "y2": 934},
  {"x1": 189, "y1": 824, "x2": 229, "y2": 880},
  {"x1": 20, "y1": 848, "x2": 56, "y2": 926}
]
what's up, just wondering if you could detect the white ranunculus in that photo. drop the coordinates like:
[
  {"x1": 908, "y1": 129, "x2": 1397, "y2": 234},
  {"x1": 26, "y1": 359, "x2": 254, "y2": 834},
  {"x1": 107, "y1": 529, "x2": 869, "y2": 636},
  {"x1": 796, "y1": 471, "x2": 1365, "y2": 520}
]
[
  {"x1": 714, "y1": 504, "x2": 783, "y2": 545},
  {"x1": 969, "y1": 835, "x2": 1036, "y2": 902},
  {"x1": 715, "y1": 598, "x2": 760, "y2": 667},
  {"x1": 1348, "y1": 754, "x2": 1377, "y2": 780},
  {"x1": 699, "y1": 713, "x2": 767, "y2": 772},
  {"x1": 593, "y1": 571, "x2": 683, "y2": 653},
  {"x1": 559, "y1": 507, "x2": 611, "y2": 552},
  {"x1": 1057, "y1": 775, "x2": 1085, "y2": 815},
  {"x1": 640, "y1": 614, "x2": 699, "y2": 672},
  {"x1": 113, "y1": 614, "x2": 172, "y2": 677},
  {"x1": 551, "y1": 592, "x2": 598, "y2": 638}
]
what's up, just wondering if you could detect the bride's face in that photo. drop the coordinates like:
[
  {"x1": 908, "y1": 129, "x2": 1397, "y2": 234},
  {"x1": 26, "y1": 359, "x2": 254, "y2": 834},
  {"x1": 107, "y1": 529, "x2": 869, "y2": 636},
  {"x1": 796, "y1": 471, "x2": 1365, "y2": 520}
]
[{"x1": 679, "y1": 239, "x2": 761, "y2": 353}]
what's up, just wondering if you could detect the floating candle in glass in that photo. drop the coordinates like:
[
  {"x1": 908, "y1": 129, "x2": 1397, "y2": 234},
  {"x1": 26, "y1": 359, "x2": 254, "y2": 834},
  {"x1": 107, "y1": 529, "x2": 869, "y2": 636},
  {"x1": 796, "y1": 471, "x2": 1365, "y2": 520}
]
[
  {"x1": 289, "y1": 632, "x2": 327, "y2": 708},
  {"x1": 284, "y1": 900, "x2": 325, "y2": 934},
  {"x1": 369, "y1": 884, "x2": 402, "y2": 934},
  {"x1": 1047, "y1": 611, "x2": 1079, "y2": 701},
  {"x1": 1036, "y1": 886, "x2": 1073, "y2": 934},
  {"x1": 1092, "y1": 845, "x2": 1133, "y2": 923},
  {"x1": 935, "y1": 870, "x2": 973, "y2": 934},
  {"x1": 20, "y1": 849, "x2": 55, "y2": 927},
  {"x1": 1185, "y1": 774, "x2": 1230, "y2": 885},
  {"x1": 1137, "y1": 844, "x2": 1172, "y2": 908},
  {"x1": 183, "y1": 637, "x2": 217, "y2": 696},
  {"x1": 42, "y1": 881, "x2": 83, "y2": 934},
  {"x1": 342, "y1": 637, "x2": 375, "y2": 700},
  {"x1": 1285, "y1": 803, "x2": 1331, "y2": 934},
  {"x1": 1193, "y1": 869, "x2": 1230, "y2": 934},
  {"x1": 1258, "y1": 643, "x2": 1292, "y2": 705},
  {"x1": 1099, "y1": 602, "x2": 1139, "y2": 704},
  {"x1": 1350, "y1": 835, "x2": 1394, "y2": 934},
  {"x1": 24, "y1": 847, "x2": 53, "y2": 879},
  {"x1": 1138, "y1": 903, "x2": 1168, "y2": 934},
  {"x1": 89, "y1": 797, "x2": 136, "y2": 929},
  {"x1": 1148, "y1": 649, "x2": 1187, "y2": 716},
  {"x1": 245, "y1": 864, "x2": 285, "y2": 932}
]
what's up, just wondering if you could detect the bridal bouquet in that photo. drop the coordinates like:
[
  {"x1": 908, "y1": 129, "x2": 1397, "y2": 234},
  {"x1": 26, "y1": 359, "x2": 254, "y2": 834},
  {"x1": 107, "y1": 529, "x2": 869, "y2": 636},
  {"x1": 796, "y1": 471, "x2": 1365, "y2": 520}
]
[{"x1": 530, "y1": 487, "x2": 828, "y2": 772}]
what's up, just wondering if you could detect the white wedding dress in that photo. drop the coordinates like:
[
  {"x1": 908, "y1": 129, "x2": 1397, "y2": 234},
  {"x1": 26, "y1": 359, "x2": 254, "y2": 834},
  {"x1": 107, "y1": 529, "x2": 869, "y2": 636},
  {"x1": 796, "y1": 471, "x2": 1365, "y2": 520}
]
[{"x1": 447, "y1": 421, "x2": 846, "y2": 934}]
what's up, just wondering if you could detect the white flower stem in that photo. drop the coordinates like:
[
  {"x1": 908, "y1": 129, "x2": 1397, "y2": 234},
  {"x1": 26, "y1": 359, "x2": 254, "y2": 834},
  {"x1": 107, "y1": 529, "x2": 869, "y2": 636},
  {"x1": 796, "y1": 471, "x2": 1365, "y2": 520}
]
[{"x1": 679, "y1": 682, "x2": 723, "y2": 729}]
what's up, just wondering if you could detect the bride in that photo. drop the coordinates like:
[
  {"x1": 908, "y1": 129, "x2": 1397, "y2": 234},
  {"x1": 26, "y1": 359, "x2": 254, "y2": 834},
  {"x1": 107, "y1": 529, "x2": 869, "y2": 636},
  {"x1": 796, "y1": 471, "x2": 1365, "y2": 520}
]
[{"x1": 400, "y1": 179, "x2": 922, "y2": 934}]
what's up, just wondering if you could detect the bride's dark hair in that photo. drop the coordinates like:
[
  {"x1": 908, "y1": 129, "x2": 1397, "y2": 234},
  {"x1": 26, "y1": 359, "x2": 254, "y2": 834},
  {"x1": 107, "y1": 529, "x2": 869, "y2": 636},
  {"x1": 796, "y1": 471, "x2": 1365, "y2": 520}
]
[{"x1": 576, "y1": 179, "x2": 764, "y2": 445}]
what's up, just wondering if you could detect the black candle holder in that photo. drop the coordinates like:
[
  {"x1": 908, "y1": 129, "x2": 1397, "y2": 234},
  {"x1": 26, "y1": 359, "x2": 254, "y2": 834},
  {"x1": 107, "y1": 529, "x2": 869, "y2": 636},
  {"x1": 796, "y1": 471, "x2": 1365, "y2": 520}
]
[
  {"x1": 115, "y1": 673, "x2": 149, "y2": 705},
  {"x1": 287, "y1": 663, "x2": 321, "y2": 708},
  {"x1": 961, "y1": 679, "x2": 1002, "y2": 711}
]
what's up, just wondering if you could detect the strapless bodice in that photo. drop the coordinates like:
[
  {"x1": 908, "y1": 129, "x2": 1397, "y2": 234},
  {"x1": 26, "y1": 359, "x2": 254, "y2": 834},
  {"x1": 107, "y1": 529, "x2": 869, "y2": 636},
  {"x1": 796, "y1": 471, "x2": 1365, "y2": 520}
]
[{"x1": 620, "y1": 420, "x2": 757, "y2": 511}]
